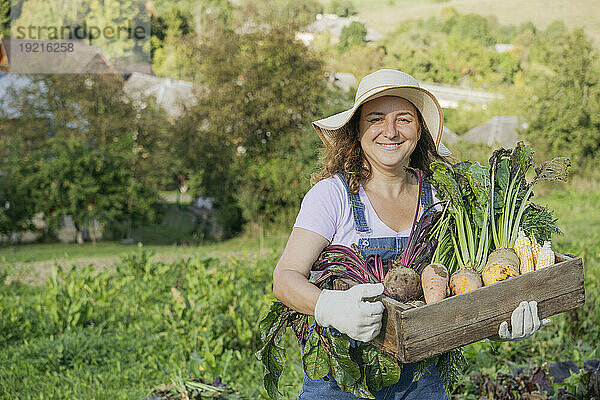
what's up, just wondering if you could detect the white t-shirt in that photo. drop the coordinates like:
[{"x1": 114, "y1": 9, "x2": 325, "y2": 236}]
[{"x1": 293, "y1": 174, "x2": 441, "y2": 248}]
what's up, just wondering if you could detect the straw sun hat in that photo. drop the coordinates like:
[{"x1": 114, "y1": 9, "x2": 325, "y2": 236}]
[{"x1": 312, "y1": 69, "x2": 451, "y2": 156}]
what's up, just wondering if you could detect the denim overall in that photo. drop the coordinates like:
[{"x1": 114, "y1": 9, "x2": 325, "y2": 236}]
[{"x1": 298, "y1": 173, "x2": 447, "y2": 400}]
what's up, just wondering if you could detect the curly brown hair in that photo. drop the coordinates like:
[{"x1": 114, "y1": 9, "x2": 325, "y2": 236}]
[{"x1": 310, "y1": 102, "x2": 449, "y2": 193}]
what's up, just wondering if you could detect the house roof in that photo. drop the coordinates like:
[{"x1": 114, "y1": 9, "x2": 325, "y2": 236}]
[
  {"x1": 461, "y1": 116, "x2": 525, "y2": 148},
  {"x1": 0, "y1": 74, "x2": 50, "y2": 119},
  {"x1": 111, "y1": 58, "x2": 154, "y2": 77},
  {"x1": 0, "y1": 38, "x2": 116, "y2": 74},
  {"x1": 420, "y1": 82, "x2": 503, "y2": 109},
  {"x1": 442, "y1": 126, "x2": 458, "y2": 145},
  {"x1": 122, "y1": 72, "x2": 197, "y2": 118}
]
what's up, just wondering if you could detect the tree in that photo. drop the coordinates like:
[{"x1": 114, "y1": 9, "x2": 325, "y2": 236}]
[
  {"x1": 328, "y1": 0, "x2": 357, "y2": 17},
  {"x1": 13, "y1": 0, "x2": 150, "y2": 65},
  {"x1": 522, "y1": 28, "x2": 600, "y2": 169},
  {"x1": 0, "y1": 0, "x2": 9, "y2": 38},
  {"x1": 382, "y1": 23, "x2": 520, "y2": 86},
  {"x1": 173, "y1": 8, "x2": 329, "y2": 234},
  {"x1": 236, "y1": 0, "x2": 321, "y2": 27},
  {"x1": 440, "y1": 13, "x2": 496, "y2": 47},
  {"x1": 39, "y1": 74, "x2": 173, "y2": 191},
  {"x1": 0, "y1": 73, "x2": 173, "y2": 241},
  {"x1": 0, "y1": 138, "x2": 38, "y2": 239},
  {"x1": 151, "y1": 5, "x2": 196, "y2": 79},
  {"x1": 31, "y1": 137, "x2": 159, "y2": 243}
]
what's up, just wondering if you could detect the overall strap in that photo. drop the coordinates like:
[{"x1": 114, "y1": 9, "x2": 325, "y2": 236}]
[
  {"x1": 398, "y1": 236, "x2": 409, "y2": 250},
  {"x1": 335, "y1": 173, "x2": 372, "y2": 234},
  {"x1": 420, "y1": 179, "x2": 435, "y2": 218}
]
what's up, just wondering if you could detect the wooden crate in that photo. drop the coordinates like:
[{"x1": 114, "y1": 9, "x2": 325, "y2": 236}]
[{"x1": 333, "y1": 253, "x2": 585, "y2": 364}]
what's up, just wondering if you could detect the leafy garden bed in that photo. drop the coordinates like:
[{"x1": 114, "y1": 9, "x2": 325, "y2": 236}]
[{"x1": 1, "y1": 186, "x2": 599, "y2": 400}]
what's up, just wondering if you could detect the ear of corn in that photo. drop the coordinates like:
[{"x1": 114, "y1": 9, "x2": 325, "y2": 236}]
[
  {"x1": 530, "y1": 234, "x2": 542, "y2": 266},
  {"x1": 536, "y1": 241, "x2": 554, "y2": 269},
  {"x1": 514, "y1": 230, "x2": 535, "y2": 274}
]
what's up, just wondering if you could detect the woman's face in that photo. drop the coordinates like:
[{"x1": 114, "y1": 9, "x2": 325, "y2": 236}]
[{"x1": 358, "y1": 95, "x2": 421, "y2": 174}]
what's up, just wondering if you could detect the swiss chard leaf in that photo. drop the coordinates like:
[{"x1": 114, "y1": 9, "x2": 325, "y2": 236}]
[
  {"x1": 534, "y1": 157, "x2": 571, "y2": 183},
  {"x1": 452, "y1": 161, "x2": 474, "y2": 205},
  {"x1": 289, "y1": 313, "x2": 310, "y2": 349},
  {"x1": 302, "y1": 331, "x2": 330, "y2": 380},
  {"x1": 429, "y1": 161, "x2": 463, "y2": 207},
  {"x1": 356, "y1": 344, "x2": 402, "y2": 392},
  {"x1": 257, "y1": 301, "x2": 299, "y2": 399},
  {"x1": 256, "y1": 336, "x2": 286, "y2": 399},
  {"x1": 493, "y1": 158, "x2": 510, "y2": 211},
  {"x1": 326, "y1": 332, "x2": 373, "y2": 398},
  {"x1": 466, "y1": 162, "x2": 491, "y2": 204},
  {"x1": 461, "y1": 162, "x2": 491, "y2": 228},
  {"x1": 263, "y1": 372, "x2": 278, "y2": 399},
  {"x1": 509, "y1": 141, "x2": 535, "y2": 182},
  {"x1": 259, "y1": 301, "x2": 287, "y2": 343}
]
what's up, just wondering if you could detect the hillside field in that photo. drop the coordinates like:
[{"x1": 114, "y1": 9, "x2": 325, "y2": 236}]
[{"x1": 320, "y1": 0, "x2": 600, "y2": 48}]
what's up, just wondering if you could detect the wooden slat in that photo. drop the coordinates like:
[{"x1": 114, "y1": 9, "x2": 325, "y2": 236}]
[
  {"x1": 371, "y1": 298, "x2": 398, "y2": 357},
  {"x1": 333, "y1": 279, "x2": 410, "y2": 358}
]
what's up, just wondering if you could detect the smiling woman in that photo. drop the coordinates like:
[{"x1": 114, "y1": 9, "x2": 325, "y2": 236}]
[
  {"x1": 271, "y1": 69, "x2": 552, "y2": 399},
  {"x1": 272, "y1": 69, "x2": 454, "y2": 399}
]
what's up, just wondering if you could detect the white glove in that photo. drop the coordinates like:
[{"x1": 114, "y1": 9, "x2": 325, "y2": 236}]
[
  {"x1": 491, "y1": 300, "x2": 551, "y2": 341},
  {"x1": 314, "y1": 283, "x2": 385, "y2": 342}
]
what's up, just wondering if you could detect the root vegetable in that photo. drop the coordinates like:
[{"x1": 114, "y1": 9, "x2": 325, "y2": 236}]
[
  {"x1": 383, "y1": 266, "x2": 423, "y2": 302},
  {"x1": 486, "y1": 247, "x2": 520, "y2": 270},
  {"x1": 449, "y1": 268, "x2": 483, "y2": 295},
  {"x1": 482, "y1": 248, "x2": 519, "y2": 285},
  {"x1": 421, "y1": 263, "x2": 450, "y2": 303}
]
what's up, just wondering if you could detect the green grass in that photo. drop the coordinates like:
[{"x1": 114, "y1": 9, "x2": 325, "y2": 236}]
[{"x1": 0, "y1": 232, "x2": 288, "y2": 266}]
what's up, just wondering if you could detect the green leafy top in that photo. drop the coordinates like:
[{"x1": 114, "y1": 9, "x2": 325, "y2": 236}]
[
  {"x1": 429, "y1": 160, "x2": 492, "y2": 272},
  {"x1": 489, "y1": 142, "x2": 570, "y2": 248}
]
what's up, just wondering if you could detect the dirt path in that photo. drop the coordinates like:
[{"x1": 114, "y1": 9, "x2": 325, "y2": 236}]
[{"x1": 4, "y1": 250, "x2": 261, "y2": 286}]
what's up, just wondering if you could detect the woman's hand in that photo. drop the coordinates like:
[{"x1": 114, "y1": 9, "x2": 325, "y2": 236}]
[
  {"x1": 314, "y1": 283, "x2": 385, "y2": 342},
  {"x1": 489, "y1": 300, "x2": 551, "y2": 342}
]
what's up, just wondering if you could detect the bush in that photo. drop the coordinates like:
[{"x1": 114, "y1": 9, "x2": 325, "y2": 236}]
[{"x1": 337, "y1": 21, "x2": 367, "y2": 53}]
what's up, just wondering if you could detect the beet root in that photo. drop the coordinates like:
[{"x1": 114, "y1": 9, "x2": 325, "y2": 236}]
[{"x1": 383, "y1": 266, "x2": 423, "y2": 302}]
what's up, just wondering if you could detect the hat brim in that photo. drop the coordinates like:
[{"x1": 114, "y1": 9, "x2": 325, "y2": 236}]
[{"x1": 312, "y1": 85, "x2": 444, "y2": 152}]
